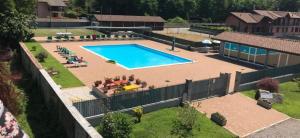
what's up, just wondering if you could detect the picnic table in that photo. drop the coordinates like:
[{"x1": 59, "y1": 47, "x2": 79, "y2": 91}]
[
  {"x1": 123, "y1": 84, "x2": 139, "y2": 91},
  {"x1": 56, "y1": 32, "x2": 73, "y2": 36}
]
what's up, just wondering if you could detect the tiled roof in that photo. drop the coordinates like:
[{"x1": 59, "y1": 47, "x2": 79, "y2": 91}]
[
  {"x1": 254, "y1": 10, "x2": 300, "y2": 19},
  {"x1": 38, "y1": 0, "x2": 66, "y2": 7},
  {"x1": 231, "y1": 12, "x2": 265, "y2": 23},
  {"x1": 214, "y1": 32, "x2": 300, "y2": 55},
  {"x1": 36, "y1": 18, "x2": 89, "y2": 22},
  {"x1": 94, "y1": 14, "x2": 166, "y2": 23}
]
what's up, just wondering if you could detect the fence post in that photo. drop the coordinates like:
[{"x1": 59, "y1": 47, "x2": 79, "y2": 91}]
[
  {"x1": 220, "y1": 73, "x2": 231, "y2": 95},
  {"x1": 183, "y1": 79, "x2": 193, "y2": 102},
  {"x1": 234, "y1": 71, "x2": 242, "y2": 92}
]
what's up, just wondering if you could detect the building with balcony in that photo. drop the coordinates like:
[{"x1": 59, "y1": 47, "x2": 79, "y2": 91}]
[
  {"x1": 226, "y1": 10, "x2": 300, "y2": 37},
  {"x1": 37, "y1": 0, "x2": 67, "y2": 18}
]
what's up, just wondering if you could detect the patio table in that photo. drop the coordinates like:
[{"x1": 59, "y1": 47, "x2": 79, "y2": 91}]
[{"x1": 123, "y1": 84, "x2": 139, "y2": 91}]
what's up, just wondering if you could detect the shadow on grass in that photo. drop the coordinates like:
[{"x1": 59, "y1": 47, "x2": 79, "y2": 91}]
[{"x1": 10, "y1": 52, "x2": 66, "y2": 138}]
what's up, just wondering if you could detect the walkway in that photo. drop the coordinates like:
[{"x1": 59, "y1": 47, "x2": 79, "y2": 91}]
[
  {"x1": 191, "y1": 93, "x2": 289, "y2": 137},
  {"x1": 61, "y1": 86, "x2": 97, "y2": 103},
  {"x1": 246, "y1": 119, "x2": 300, "y2": 138}
]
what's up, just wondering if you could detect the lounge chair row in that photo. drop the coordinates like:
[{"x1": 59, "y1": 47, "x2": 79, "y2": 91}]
[
  {"x1": 47, "y1": 34, "x2": 143, "y2": 42},
  {"x1": 56, "y1": 46, "x2": 88, "y2": 67}
]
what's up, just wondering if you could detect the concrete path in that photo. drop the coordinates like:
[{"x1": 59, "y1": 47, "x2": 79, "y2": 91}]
[
  {"x1": 191, "y1": 93, "x2": 289, "y2": 137},
  {"x1": 246, "y1": 119, "x2": 300, "y2": 138},
  {"x1": 61, "y1": 86, "x2": 97, "y2": 103}
]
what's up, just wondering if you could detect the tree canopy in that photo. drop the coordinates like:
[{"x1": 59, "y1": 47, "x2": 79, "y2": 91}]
[
  {"x1": 73, "y1": 0, "x2": 300, "y2": 21},
  {"x1": 0, "y1": 0, "x2": 35, "y2": 49}
]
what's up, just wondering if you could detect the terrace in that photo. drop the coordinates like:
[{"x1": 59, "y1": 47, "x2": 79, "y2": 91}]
[{"x1": 38, "y1": 39, "x2": 254, "y2": 99}]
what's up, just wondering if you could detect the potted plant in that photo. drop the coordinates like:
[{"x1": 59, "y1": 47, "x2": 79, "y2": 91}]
[
  {"x1": 92, "y1": 34, "x2": 97, "y2": 40},
  {"x1": 114, "y1": 76, "x2": 121, "y2": 81},
  {"x1": 141, "y1": 81, "x2": 147, "y2": 88},
  {"x1": 132, "y1": 106, "x2": 143, "y2": 123},
  {"x1": 129, "y1": 74, "x2": 135, "y2": 81},
  {"x1": 122, "y1": 75, "x2": 127, "y2": 81},
  {"x1": 94, "y1": 80, "x2": 102, "y2": 87},
  {"x1": 211, "y1": 112, "x2": 227, "y2": 126},
  {"x1": 149, "y1": 85, "x2": 155, "y2": 90},
  {"x1": 136, "y1": 79, "x2": 141, "y2": 85},
  {"x1": 86, "y1": 35, "x2": 91, "y2": 40}
]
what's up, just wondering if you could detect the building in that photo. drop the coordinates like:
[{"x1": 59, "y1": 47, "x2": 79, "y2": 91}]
[
  {"x1": 93, "y1": 14, "x2": 166, "y2": 30},
  {"x1": 214, "y1": 32, "x2": 300, "y2": 68},
  {"x1": 226, "y1": 10, "x2": 300, "y2": 36},
  {"x1": 37, "y1": 0, "x2": 67, "y2": 18}
]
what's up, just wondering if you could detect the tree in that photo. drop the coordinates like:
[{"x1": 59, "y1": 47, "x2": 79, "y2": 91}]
[
  {"x1": 0, "y1": 11, "x2": 35, "y2": 49},
  {"x1": 99, "y1": 112, "x2": 133, "y2": 138},
  {"x1": 171, "y1": 106, "x2": 199, "y2": 138}
]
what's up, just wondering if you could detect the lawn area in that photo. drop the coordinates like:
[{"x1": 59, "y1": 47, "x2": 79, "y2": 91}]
[
  {"x1": 242, "y1": 81, "x2": 300, "y2": 119},
  {"x1": 32, "y1": 28, "x2": 102, "y2": 37},
  {"x1": 24, "y1": 42, "x2": 84, "y2": 88},
  {"x1": 130, "y1": 107, "x2": 235, "y2": 138}
]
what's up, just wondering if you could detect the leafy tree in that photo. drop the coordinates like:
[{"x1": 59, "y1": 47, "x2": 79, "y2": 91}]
[
  {"x1": 99, "y1": 112, "x2": 133, "y2": 138},
  {"x1": 171, "y1": 106, "x2": 199, "y2": 138},
  {"x1": 0, "y1": 11, "x2": 35, "y2": 49}
]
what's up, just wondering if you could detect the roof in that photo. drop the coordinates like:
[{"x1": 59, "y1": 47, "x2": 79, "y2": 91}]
[
  {"x1": 214, "y1": 32, "x2": 300, "y2": 55},
  {"x1": 36, "y1": 18, "x2": 89, "y2": 22},
  {"x1": 94, "y1": 14, "x2": 166, "y2": 23},
  {"x1": 254, "y1": 10, "x2": 300, "y2": 19},
  {"x1": 38, "y1": 0, "x2": 66, "y2": 7},
  {"x1": 230, "y1": 12, "x2": 265, "y2": 23}
]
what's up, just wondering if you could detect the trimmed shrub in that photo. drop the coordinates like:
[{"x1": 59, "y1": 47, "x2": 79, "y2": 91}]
[
  {"x1": 211, "y1": 112, "x2": 227, "y2": 126},
  {"x1": 132, "y1": 106, "x2": 143, "y2": 123},
  {"x1": 171, "y1": 106, "x2": 198, "y2": 137},
  {"x1": 256, "y1": 78, "x2": 279, "y2": 93},
  {"x1": 99, "y1": 112, "x2": 133, "y2": 138},
  {"x1": 35, "y1": 52, "x2": 48, "y2": 62}
]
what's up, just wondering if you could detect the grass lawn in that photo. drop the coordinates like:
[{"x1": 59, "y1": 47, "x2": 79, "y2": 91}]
[
  {"x1": 242, "y1": 81, "x2": 300, "y2": 119},
  {"x1": 24, "y1": 42, "x2": 84, "y2": 88},
  {"x1": 32, "y1": 28, "x2": 102, "y2": 37},
  {"x1": 130, "y1": 107, "x2": 235, "y2": 138}
]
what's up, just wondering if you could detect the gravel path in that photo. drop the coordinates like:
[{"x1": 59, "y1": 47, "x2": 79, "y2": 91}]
[{"x1": 246, "y1": 119, "x2": 300, "y2": 138}]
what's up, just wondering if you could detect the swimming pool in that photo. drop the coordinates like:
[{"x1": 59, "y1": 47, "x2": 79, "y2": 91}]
[{"x1": 82, "y1": 44, "x2": 192, "y2": 70}]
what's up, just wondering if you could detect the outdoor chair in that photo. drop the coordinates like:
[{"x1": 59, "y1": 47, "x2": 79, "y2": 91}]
[
  {"x1": 80, "y1": 35, "x2": 85, "y2": 41},
  {"x1": 47, "y1": 36, "x2": 52, "y2": 42}
]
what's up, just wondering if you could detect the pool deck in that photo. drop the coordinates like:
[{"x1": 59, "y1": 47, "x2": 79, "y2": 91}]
[{"x1": 41, "y1": 40, "x2": 255, "y2": 92}]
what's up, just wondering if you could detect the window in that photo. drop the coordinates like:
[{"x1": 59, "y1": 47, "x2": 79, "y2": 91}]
[
  {"x1": 291, "y1": 27, "x2": 294, "y2": 32},
  {"x1": 276, "y1": 27, "x2": 280, "y2": 32},
  {"x1": 256, "y1": 27, "x2": 260, "y2": 32},
  {"x1": 286, "y1": 27, "x2": 288, "y2": 32},
  {"x1": 244, "y1": 27, "x2": 248, "y2": 32},
  {"x1": 282, "y1": 28, "x2": 284, "y2": 32},
  {"x1": 296, "y1": 28, "x2": 299, "y2": 32}
]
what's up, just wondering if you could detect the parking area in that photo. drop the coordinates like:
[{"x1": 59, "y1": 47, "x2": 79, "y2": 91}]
[{"x1": 191, "y1": 93, "x2": 290, "y2": 137}]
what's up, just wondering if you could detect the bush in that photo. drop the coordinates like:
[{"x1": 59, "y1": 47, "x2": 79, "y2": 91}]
[
  {"x1": 256, "y1": 78, "x2": 279, "y2": 93},
  {"x1": 86, "y1": 35, "x2": 91, "y2": 39},
  {"x1": 99, "y1": 112, "x2": 133, "y2": 138},
  {"x1": 211, "y1": 112, "x2": 227, "y2": 126},
  {"x1": 149, "y1": 85, "x2": 155, "y2": 90},
  {"x1": 171, "y1": 106, "x2": 198, "y2": 137},
  {"x1": 35, "y1": 52, "x2": 48, "y2": 62},
  {"x1": 132, "y1": 106, "x2": 143, "y2": 123},
  {"x1": 94, "y1": 80, "x2": 102, "y2": 87}
]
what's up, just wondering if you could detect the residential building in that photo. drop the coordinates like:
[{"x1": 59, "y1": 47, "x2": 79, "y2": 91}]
[
  {"x1": 37, "y1": 0, "x2": 67, "y2": 18},
  {"x1": 226, "y1": 10, "x2": 300, "y2": 36},
  {"x1": 93, "y1": 14, "x2": 166, "y2": 30},
  {"x1": 214, "y1": 32, "x2": 300, "y2": 68}
]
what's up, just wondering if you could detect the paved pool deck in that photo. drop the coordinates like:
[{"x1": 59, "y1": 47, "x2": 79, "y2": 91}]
[{"x1": 40, "y1": 40, "x2": 255, "y2": 92}]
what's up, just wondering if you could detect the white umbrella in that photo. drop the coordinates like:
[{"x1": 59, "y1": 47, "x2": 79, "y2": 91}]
[
  {"x1": 202, "y1": 39, "x2": 212, "y2": 45},
  {"x1": 212, "y1": 40, "x2": 221, "y2": 44}
]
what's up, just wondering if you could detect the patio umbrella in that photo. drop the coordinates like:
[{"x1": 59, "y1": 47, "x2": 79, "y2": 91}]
[
  {"x1": 212, "y1": 40, "x2": 221, "y2": 44},
  {"x1": 202, "y1": 39, "x2": 212, "y2": 46}
]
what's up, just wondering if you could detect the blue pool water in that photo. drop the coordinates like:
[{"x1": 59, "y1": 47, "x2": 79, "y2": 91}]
[{"x1": 82, "y1": 44, "x2": 192, "y2": 69}]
